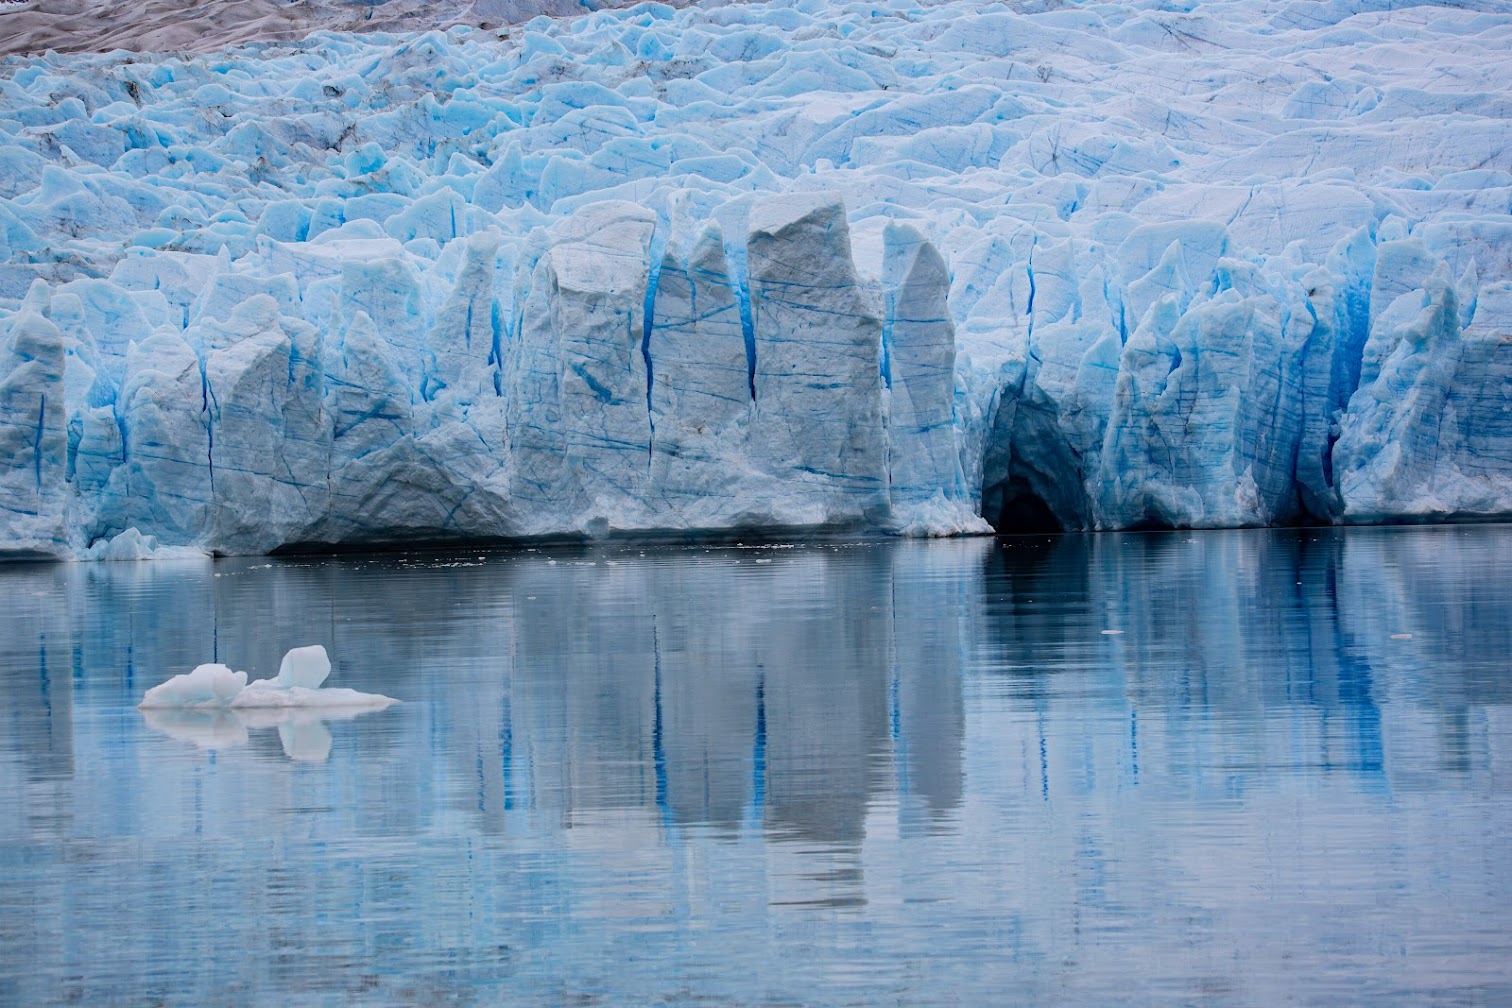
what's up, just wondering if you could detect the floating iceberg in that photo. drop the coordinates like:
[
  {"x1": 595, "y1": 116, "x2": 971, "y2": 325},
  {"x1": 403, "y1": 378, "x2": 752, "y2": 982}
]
[
  {"x1": 0, "y1": 0, "x2": 1509, "y2": 557},
  {"x1": 138, "y1": 645, "x2": 398, "y2": 709},
  {"x1": 140, "y1": 662, "x2": 249, "y2": 707},
  {"x1": 81, "y1": 527, "x2": 208, "y2": 561}
]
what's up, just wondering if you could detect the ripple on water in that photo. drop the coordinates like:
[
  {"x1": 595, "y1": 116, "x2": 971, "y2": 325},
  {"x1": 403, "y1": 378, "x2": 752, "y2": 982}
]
[{"x1": 0, "y1": 527, "x2": 1509, "y2": 1004}]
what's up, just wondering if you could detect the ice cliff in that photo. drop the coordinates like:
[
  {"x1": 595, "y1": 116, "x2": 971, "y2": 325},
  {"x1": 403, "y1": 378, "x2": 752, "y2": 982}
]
[{"x1": 1, "y1": 0, "x2": 1510, "y2": 558}]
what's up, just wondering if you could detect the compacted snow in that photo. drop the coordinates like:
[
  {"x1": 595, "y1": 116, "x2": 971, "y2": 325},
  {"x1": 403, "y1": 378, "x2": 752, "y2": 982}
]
[{"x1": 1, "y1": 0, "x2": 1509, "y2": 558}]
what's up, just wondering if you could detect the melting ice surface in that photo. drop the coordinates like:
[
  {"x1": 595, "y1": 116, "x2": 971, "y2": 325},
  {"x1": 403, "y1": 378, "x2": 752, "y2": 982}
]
[
  {"x1": 2, "y1": 0, "x2": 1512, "y2": 558},
  {"x1": 137, "y1": 644, "x2": 399, "y2": 710},
  {"x1": 1, "y1": 527, "x2": 1510, "y2": 1004}
]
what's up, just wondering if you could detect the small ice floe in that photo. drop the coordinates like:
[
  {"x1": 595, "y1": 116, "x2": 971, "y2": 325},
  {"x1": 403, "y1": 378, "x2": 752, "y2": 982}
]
[
  {"x1": 138, "y1": 645, "x2": 397, "y2": 711},
  {"x1": 82, "y1": 528, "x2": 207, "y2": 562},
  {"x1": 1389, "y1": 633, "x2": 1413, "y2": 640}
]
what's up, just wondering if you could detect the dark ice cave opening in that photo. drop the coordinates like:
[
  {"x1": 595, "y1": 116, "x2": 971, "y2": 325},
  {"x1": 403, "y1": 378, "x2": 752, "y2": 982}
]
[
  {"x1": 1124, "y1": 516, "x2": 1176, "y2": 532},
  {"x1": 991, "y1": 475, "x2": 1065, "y2": 534}
]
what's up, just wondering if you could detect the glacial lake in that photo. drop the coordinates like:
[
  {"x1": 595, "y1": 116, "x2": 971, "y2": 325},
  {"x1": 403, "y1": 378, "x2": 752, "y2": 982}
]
[{"x1": 1, "y1": 526, "x2": 1509, "y2": 1006}]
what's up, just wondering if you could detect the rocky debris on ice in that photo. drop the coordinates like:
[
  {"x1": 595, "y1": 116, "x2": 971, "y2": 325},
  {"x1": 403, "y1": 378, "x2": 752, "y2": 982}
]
[
  {"x1": 0, "y1": 0, "x2": 682, "y2": 60},
  {"x1": 138, "y1": 645, "x2": 398, "y2": 709}
]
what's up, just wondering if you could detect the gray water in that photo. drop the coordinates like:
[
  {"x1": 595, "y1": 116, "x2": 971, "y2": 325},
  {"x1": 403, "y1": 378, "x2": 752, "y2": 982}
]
[{"x1": 1, "y1": 526, "x2": 1509, "y2": 1006}]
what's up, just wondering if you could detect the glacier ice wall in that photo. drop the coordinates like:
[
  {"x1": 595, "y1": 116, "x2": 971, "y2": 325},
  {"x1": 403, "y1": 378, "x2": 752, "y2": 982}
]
[{"x1": 1, "y1": 0, "x2": 1510, "y2": 558}]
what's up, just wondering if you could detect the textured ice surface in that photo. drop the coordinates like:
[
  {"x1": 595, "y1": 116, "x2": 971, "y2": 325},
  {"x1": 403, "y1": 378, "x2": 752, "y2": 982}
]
[
  {"x1": 2, "y1": 0, "x2": 1510, "y2": 557},
  {"x1": 138, "y1": 645, "x2": 396, "y2": 708},
  {"x1": 139, "y1": 662, "x2": 249, "y2": 708},
  {"x1": 274, "y1": 643, "x2": 333, "y2": 689}
]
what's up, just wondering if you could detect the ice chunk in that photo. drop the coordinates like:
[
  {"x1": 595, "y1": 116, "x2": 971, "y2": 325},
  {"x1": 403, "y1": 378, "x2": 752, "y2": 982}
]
[
  {"x1": 0, "y1": 309, "x2": 68, "y2": 559},
  {"x1": 202, "y1": 299, "x2": 332, "y2": 554},
  {"x1": 138, "y1": 646, "x2": 396, "y2": 709},
  {"x1": 94, "y1": 332, "x2": 212, "y2": 546},
  {"x1": 275, "y1": 644, "x2": 331, "y2": 689},
  {"x1": 81, "y1": 528, "x2": 208, "y2": 561},
  {"x1": 139, "y1": 663, "x2": 249, "y2": 709},
  {"x1": 882, "y1": 223, "x2": 988, "y2": 535},
  {"x1": 230, "y1": 682, "x2": 395, "y2": 709},
  {"x1": 647, "y1": 221, "x2": 753, "y2": 519},
  {"x1": 747, "y1": 191, "x2": 888, "y2": 525}
]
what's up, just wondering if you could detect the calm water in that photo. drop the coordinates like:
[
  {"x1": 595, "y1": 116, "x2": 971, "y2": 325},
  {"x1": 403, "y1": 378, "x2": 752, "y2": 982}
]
[{"x1": 1, "y1": 527, "x2": 1509, "y2": 1006}]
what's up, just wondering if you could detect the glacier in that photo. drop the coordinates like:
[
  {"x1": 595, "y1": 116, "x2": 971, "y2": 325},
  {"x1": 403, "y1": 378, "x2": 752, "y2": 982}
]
[{"x1": 1, "y1": 0, "x2": 1510, "y2": 559}]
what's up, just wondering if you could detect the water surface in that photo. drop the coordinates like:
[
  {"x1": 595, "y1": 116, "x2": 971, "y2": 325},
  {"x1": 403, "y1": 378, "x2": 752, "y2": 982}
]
[{"x1": 1, "y1": 527, "x2": 1509, "y2": 1005}]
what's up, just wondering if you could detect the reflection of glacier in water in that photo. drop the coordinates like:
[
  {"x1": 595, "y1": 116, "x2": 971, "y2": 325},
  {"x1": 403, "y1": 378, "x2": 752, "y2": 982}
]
[{"x1": 0, "y1": 527, "x2": 1509, "y2": 1004}]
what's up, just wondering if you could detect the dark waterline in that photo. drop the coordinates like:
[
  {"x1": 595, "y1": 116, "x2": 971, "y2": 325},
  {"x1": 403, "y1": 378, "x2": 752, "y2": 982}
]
[{"x1": 1, "y1": 526, "x2": 1509, "y2": 1005}]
